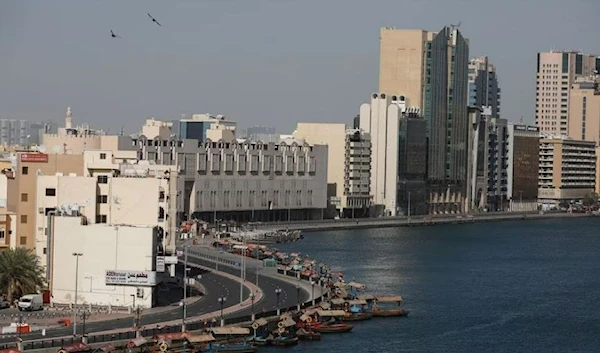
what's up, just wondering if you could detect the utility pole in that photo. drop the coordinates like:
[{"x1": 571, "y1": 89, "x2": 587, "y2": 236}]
[
  {"x1": 182, "y1": 245, "x2": 188, "y2": 332},
  {"x1": 72, "y1": 252, "x2": 83, "y2": 337}
]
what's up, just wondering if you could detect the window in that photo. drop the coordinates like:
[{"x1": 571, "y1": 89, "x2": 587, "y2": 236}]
[
  {"x1": 0, "y1": 230, "x2": 4, "y2": 240},
  {"x1": 45, "y1": 188, "x2": 56, "y2": 196},
  {"x1": 95, "y1": 215, "x2": 107, "y2": 223},
  {"x1": 21, "y1": 193, "x2": 28, "y2": 202},
  {"x1": 20, "y1": 237, "x2": 27, "y2": 246},
  {"x1": 20, "y1": 215, "x2": 27, "y2": 224},
  {"x1": 22, "y1": 166, "x2": 28, "y2": 175},
  {"x1": 100, "y1": 153, "x2": 107, "y2": 160},
  {"x1": 97, "y1": 175, "x2": 108, "y2": 184},
  {"x1": 97, "y1": 195, "x2": 108, "y2": 204}
]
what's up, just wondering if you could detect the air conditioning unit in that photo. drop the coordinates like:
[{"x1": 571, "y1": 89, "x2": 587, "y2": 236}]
[{"x1": 38, "y1": 208, "x2": 44, "y2": 214}]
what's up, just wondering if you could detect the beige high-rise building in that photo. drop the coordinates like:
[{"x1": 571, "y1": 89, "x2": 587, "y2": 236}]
[
  {"x1": 379, "y1": 28, "x2": 434, "y2": 110},
  {"x1": 535, "y1": 51, "x2": 599, "y2": 135},
  {"x1": 568, "y1": 76, "x2": 600, "y2": 142}
]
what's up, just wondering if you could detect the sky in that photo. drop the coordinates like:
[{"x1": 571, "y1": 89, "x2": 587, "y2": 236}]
[{"x1": 1, "y1": 0, "x2": 599, "y2": 134}]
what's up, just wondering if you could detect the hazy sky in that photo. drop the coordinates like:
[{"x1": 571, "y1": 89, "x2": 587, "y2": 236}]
[{"x1": 1, "y1": 0, "x2": 599, "y2": 134}]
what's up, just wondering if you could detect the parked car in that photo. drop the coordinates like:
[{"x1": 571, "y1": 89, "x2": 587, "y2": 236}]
[
  {"x1": 18, "y1": 294, "x2": 43, "y2": 311},
  {"x1": 0, "y1": 297, "x2": 10, "y2": 309}
]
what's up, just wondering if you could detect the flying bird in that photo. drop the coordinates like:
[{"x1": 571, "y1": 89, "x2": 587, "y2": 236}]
[
  {"x1": 147, "y1": 13, "x2": 162, "y2": 27},
  {"x1": 110, "y1": 30, "x2": 122, "y2": 38}
]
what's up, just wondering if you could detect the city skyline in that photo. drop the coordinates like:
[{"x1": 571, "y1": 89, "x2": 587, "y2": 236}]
[{"x1": 1, "y1": 0, "x2": 599, "y2": 134}]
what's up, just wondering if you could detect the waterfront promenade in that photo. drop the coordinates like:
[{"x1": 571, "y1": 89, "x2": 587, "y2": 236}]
[
  {"x1": 0, "y1": 244, "x2": 321, "y2": 351},
  {"x1": 254, "y1": 210, "x2": 594, "y2": 232}
]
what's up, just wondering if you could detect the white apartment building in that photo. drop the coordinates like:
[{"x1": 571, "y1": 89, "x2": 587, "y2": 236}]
[
  {"x1": 293, "y1": 123, "x2": 372, "y2": 218},
  {"x1": 535, "y1": 51, "x2": 599, "y2": 135},
  {"x1": 50, "y1": 215, "x2": 158, "y2": 308},
  {"x1": 35, "y1": 150, "x2": 179, "y2": 289},
  {"x1": 359, "y1": 93, "x2": 407, "y2": 216},
  {"x1": 538, "y1": 136, "x2": 596, "y2": 207}
]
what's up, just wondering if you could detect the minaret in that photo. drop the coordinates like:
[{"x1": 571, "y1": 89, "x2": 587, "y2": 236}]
[{"x1": 65, "y1": 106, "x2": 73, "y2": 129}]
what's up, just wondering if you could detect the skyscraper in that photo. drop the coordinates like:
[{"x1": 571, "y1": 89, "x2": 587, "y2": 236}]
[
  {"x1": 468, "y1": 56, "x2": 501, "y2": 117},
  {"x1": 379, "y1": 26, "x2": 470, "y2": 213},
  {"x1": 535, "y1": 51, "x2": 599, "y2": 135}
]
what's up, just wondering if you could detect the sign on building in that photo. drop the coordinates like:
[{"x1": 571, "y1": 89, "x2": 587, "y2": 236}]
[
  {"x1": 20, "y1": 153, "x2": 49, "y2": 163},
  {"x1": 164, "y1": 256, "x2": 178, "y2": 264},
  {"x1": 156, "y1": 257, "x2": 165, "y2": 272},
  {"x1": 105, "y1": 270, "x2": 158, "y2": 286}
]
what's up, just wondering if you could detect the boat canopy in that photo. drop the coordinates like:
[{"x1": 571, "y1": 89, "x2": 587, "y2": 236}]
[
  {"x1": 253, "y1": 318, "x2": 268, "y2": 327},
  {"x1": 156, "y1": 332, "x2": 187, "y2": 342},
  {"x1": 330, "y1": 298, "x2": 345, "y2": 305},
  {"x1": 333, "y1": 281, "x2": 346, "y2": 288},
  {"x1": 210, "y1": 327, "x2": 250, "y2": 335},
  {"x1": 128, "y1": 338, "x2": 148, "y2": 347},
  {"x1": 347, "y1": 281, "x2": 366, "y2": 290},
  {"x1": 376, "y1": 295, "x2": 403, "y2": 303},
  {"x1": 357, "y1": 294, "x2": 376, "y2": 301},
  {"x1": 61, "y1": 343, "x2": 90, "y2": 353},
  {"x1": 317, "y1": 310, "x2": 346, "y2": 317},
  {"x1": 319, "y1": 302, "x2": 331, "y2": 310},
  {"x1": 187, "y1": 334, "x2": 216, "y2": 343},
  {"x1": 347, "y1": 299, "x2": 367, "y2": 305},
  {"x1": 280, "y1": 317, "x2": 297, "y2": 327}
]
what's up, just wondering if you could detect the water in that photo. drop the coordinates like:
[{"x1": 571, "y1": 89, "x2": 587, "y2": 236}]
[{"x1": 264, "y1": 217, "x2": 600, "y2": 353}]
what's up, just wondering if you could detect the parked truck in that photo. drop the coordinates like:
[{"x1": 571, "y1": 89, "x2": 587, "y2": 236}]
[{"x1": 18, "y1": 294, "x2": 43, "y2": 311}]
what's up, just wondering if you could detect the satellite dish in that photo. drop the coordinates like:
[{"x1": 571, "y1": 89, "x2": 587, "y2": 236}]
[{"x1": 38, "y1": 146, "x2": 47, "y2": 153}]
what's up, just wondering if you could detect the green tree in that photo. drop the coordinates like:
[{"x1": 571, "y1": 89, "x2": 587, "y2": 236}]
[
  {"x1": 0, "y1": 248, "x2": 45, "y2": 302},
  {"x1": 582, "y1": 192, "x2": 599, "y2": 207}
]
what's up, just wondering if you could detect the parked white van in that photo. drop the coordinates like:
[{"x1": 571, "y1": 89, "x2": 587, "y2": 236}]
[{"x1": 18, "y1": 294, "x2": 43, "y2": 311}]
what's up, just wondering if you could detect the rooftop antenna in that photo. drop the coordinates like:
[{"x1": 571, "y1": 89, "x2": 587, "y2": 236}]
[
  {"x1": 520, "y1": 116, "x2": 524, "y2": 124},
  {"x1": 120, "y1": 126, "x2": 124, "y2": 136}
]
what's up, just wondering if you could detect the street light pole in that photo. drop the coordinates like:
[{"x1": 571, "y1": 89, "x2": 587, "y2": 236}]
[
  {"x1": 72, "y1": 252, "x2": 83, "y2": 337},
  {"x1": 275, "y1": 288, "x2": 282, "y2": 316},
  {"x1": 218, "y1": 297, "x2": 227, "y2": 327},
  {"x1": 182, "y1": 245, "x2": 189, "y2": 332},
  {"x1": 250, "y1": 292, "x2": 255, "y2": 322},
  {"x1": 296, "y1": 283, "x2": 300, "y2": 310}
]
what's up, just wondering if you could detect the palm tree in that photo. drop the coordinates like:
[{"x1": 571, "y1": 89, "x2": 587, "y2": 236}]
[{"x1": 0, "y1": 248, "x2": 45, "y2": 303}]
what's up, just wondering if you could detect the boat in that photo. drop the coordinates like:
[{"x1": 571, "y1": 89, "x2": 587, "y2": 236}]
[
  {"x1": 341, "y1": 312, "x2": 373, "y2": 321},
  {"x1": 311, "y1": 323, "x2": 354, "y2": 333},
  {"x1": 295, "y1": 328, "x2": 321, "y2": 341},
  {"x1": 371, "y1": 295, "x2": 409, "y2": 317},
  {"x1": 197, "y1": 342, "x2": 258, "y2": 353},
  {"x1": 269, "y1": 336, "x2": 299, "y2": 347}
]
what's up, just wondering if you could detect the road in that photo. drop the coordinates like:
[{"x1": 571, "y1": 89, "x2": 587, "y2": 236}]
[
  {"x1": 0, "y1": 267, "x2": 242, "y2": 344},
  {"x1": 186, "y1": 255, "x2": 308, "y2": 319}
]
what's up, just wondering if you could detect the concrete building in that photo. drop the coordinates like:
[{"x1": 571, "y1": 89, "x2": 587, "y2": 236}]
[
  {"x1": 121, "y1": 130, "x2": 328, "y2": 222},
  {"x1": 7, "y1": 152, "x2": 84, "y2": 249},
  {"x1": 467, "y1": 107, "x2": 508, "y2": 212},
  {"x1": 379, "y1": 26, "x2": 470, "y2": 214},
  {"x1": 293, "y1": 123, "x2": 372, "y2": 218},
  {"x1": 468, "y1": 56, "x2": 501, "y2": 117},
  {"x1": 42, "y1": 107, "x2": 105, "y2": 154},
  {"x1": 172, "y1": 114, "x2": 237, "y2": 142},
  {"x1": 506, "y1": 124, "x2": 540, "y2": 212},
  {"x1": 141, "y1": 118, "x2": 173, "y2": 140},
  {"x1": 35, "y1": 150, "x2": 179, "y2": 279},
  {"x1": 49, "y1": 215, "x2": 158, "y2": 308},
  {"x1": 538, "y1": 136, "x2": 596, "y2": 207},
  {"x1": 245, "y1": 126, "x2": 278, "y2": 143},
  {"x1": 397, "y1": 111, "x2": 428, "y2": 216},
  {"x1": 359, "y1": 94, "x2": 428, "y2": 216},
  {"x1": 0, "y1": 119, "x2": 30, "y2": 147},
  {"x1": 535, "y1": 51, "x2": 599, "y2": 135},
  {"x1": 0, "y1": 170, "x2": 17, "y2": 251},
  {"x1": 568, "y1": 75, "x2": 600, "y2": 142}
]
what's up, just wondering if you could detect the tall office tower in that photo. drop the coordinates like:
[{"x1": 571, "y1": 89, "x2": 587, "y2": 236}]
[
  {"x1": 468, "y1": 56, "x2": 501, "y2": 117},
  {"x1": 0, "y1": 119, "x2": 31, "y2": 146},
  {"x1": 379, "y1": 26, "x2": 469, "y2": 213},
  {"x1": 535, "y1": 51, "x2": 600, "y2": 135}
]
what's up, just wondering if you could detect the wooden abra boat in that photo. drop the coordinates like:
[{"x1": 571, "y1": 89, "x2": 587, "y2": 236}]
[
  {"x1": 341, "y1": 312, "x2": 373, "y2": 321},
  {"x1": 296, "y1": 328, "x2": 322, "y2": 341},
  {"x1": 311, "y1": 323, "x2": 354, "y2": 333},
  {"x1": 371, "y1": 295, "x2": 409, "y2": 317}
]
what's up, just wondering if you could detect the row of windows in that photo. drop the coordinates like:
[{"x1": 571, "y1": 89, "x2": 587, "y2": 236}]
[
  {"x1": 20, "y1": 188, "x2": 56, "y2": 202},
  {"x1": 197, "y1": 189, "x2": 314, "y2": 209}
]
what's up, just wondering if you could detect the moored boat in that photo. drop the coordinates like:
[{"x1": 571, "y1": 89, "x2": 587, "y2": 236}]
[
  {"x1": 312, "y1": 323, "x2": 354, "y2": 333},
  {"x1": 371, "y1": 295, "x2": 409, "y2": 317},
  {"x1": 268, "y1": 336, "x2": 299, "y2": 346},
  {"x1": 197, "y1": 342, "x2": 258, "y2": 353},
  {"x1": 341, "y1": 312, "x2": 373, "y2": 321},
  {"x1": 295, "y1": 328, "x2": 321, "y2": 341}
]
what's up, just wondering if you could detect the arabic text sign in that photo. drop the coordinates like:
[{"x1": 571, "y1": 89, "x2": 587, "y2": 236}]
[{"x1": 105, "y1": 270, "x2": 158, "y2": 286}]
